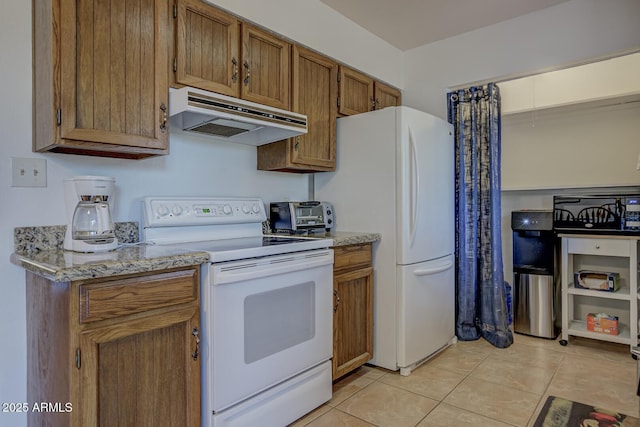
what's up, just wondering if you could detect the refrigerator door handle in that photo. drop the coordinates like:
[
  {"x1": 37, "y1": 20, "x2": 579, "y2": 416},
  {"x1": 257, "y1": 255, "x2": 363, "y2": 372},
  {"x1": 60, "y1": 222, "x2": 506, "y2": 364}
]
[
  {"x1": 413, "y1": 261, "x2": 453, "y2": 276},
  {"x1": 409, "y1": 129, "x2": 419, "y2": 246}
]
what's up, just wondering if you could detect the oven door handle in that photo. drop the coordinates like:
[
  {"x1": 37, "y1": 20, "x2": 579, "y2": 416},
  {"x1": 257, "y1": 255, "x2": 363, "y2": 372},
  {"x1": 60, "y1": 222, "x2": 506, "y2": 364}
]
[{"x1": 212, "y1": 250, "x2": 334, "y2": 285}]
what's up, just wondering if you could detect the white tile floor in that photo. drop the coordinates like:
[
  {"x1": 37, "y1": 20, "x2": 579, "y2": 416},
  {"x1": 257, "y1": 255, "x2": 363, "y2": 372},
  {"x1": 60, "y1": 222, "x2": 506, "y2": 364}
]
[{"x1": 290, "y1": 334, "x2": 639, "y2": 427}]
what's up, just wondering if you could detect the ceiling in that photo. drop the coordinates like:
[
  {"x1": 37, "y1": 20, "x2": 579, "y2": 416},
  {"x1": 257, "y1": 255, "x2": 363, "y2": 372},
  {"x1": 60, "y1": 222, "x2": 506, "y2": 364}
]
[{"x1": 320, "y1": 0, "x2": 571, "y2": 51}]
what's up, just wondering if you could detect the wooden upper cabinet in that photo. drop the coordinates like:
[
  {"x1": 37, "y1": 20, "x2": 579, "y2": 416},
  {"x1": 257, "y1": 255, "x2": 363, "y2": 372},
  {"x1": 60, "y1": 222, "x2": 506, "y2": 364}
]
[
  {"x1": 338, "y1": 66, "x2": 401, "y2": 116},
  {"x1": 339, "y1": 67, "x2": 374, "y2": 116},
  {"x1": 375, "y1": 81, "x2": 402, "y2": 110},
  {"x1": 289, "y1": 47, "x2": 337, "y2": 170},
  {"x1": 241, "y1": 24, "x2": 291, "y2": 110},
  {"x1": 257, "y1": 46, "x2": 337, "y2": 172},
  {"x1": 172, "y1": 3, "x2": 290, "y2": 110},
  {"x1": 173, "y1": 0, "x2": 239, "y2": 97},
  {"x1": 33, "y1": 0, "x2": 170, "y2": 159}
]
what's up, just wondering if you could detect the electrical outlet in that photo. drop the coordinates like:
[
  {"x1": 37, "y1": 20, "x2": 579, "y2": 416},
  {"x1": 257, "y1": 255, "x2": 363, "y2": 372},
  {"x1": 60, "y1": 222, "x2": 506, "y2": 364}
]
[{"x1": 11, "y1": 157, "x2": 47, "y2": 188}]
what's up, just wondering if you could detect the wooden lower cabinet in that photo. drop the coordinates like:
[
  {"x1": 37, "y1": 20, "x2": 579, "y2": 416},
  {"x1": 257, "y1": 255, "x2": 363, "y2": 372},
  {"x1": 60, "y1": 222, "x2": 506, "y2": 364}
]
[
  {"x1": 332, "y1": 243, "x2": 374, "y2": 380},
  {"x1": 26, "y1": 266, "x2": 201, "y2": 427}
]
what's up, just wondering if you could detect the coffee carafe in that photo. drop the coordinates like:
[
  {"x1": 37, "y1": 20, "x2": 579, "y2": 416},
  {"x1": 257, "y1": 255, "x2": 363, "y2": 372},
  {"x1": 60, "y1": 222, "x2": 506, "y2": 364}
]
[{"x1": 63, "y1": 176, "x2": 118, "y2": 252}]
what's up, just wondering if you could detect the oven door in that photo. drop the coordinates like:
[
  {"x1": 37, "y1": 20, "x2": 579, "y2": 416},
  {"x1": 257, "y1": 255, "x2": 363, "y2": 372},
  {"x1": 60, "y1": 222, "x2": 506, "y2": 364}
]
[{"x1": 207, "y1": 249, "x2": 333, "y2": 412}]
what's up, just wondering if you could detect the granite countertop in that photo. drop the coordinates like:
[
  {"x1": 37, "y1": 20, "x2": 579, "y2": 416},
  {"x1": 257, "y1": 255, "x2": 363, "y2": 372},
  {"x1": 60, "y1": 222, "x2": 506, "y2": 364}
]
[
  {"x1": 12, "y1": 224, "x2": 379, "y2": 282},
  {"x1": 324, "y1": 231, "x2": 381, "y2": 246},
  {"x1": 266, "y1": 231, "x2": 381, "y2": 246},
  {"x1": 11, "y1": 223, "x2": 209, "y2": 282},
  {"x1": 11, "y1": 245, "x2": 210, "y2": 282}
]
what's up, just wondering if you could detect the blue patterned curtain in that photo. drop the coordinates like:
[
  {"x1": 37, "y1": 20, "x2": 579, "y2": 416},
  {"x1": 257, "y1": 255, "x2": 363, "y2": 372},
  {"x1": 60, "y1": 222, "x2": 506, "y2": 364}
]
[{"x1": 446, "y1": 83, "x2": 513, "y2": 348}]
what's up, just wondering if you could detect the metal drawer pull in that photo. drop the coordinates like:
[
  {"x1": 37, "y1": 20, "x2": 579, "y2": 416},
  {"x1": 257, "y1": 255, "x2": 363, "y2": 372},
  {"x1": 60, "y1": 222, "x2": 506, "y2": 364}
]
[
  {"x1": 232, "y1": 57, "x2": 238, "y2": 83},
  {"x1": 160, "y1": 103, "x2": 167, "y2": 133},
  {"x1": 333, "y1": 290, "x2": 341, "y2": 313},
  {"x1": 243, "y1": 61, "x2": 250, "y2": 86},
  {"x1": 192, "y1": 327, "x2": 200, "y2": 360}
]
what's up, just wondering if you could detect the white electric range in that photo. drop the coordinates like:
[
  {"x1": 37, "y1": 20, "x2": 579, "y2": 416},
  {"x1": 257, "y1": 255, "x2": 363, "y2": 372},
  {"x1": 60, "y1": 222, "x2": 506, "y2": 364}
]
[{"x1": 141, "y1": 196, "x2": 334, "y2": 427}]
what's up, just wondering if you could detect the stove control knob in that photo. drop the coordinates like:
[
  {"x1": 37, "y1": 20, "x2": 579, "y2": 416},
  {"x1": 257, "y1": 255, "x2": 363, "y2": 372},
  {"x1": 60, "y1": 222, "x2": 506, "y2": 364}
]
[
  {"x1": 172, "y1": 205, "x2": 183, "y2": 216},
  {"x1": 242, "y1": 205, "x2": 251, "y2": 214},
  {"x1": 223, "y1": 204, "x2": 232, "y2": 215},
  {"x1": 157, "y1": 206, "x2": 169, "y2": 217},
  {"x1": 252, "y1": 204, "x2": 261, "y2": 214}
]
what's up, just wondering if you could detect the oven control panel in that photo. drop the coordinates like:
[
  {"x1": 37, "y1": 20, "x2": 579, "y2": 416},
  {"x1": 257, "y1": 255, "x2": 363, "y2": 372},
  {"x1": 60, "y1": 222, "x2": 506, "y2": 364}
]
[{"x1": 142, "y1": 197, "x2": 266, "y2": 227}]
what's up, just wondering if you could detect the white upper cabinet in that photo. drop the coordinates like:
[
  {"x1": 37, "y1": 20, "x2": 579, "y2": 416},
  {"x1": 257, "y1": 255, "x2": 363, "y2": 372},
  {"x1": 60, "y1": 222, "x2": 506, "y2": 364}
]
[{"x1": 501, "y1": 53, "x2": 640, "y2": 115}]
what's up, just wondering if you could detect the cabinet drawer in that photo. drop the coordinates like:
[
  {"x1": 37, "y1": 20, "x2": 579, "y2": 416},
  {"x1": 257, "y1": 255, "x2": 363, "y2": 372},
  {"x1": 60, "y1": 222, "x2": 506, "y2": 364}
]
[
  {"x1": 566, "y1": 238, "x2": 631, "y2": 257},
  {"x1": 334, "y1": 244, "x2": 372, "y2": 272},
  {"x1": 79, "y1": 268, "x2": 198, "y2": 323}
]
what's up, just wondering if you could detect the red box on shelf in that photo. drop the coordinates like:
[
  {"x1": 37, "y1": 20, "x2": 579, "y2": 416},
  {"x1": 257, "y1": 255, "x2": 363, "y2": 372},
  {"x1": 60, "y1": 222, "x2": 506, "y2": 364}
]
[{"x1": 586, "y1": 313, "x2": 619, "y2": 335}]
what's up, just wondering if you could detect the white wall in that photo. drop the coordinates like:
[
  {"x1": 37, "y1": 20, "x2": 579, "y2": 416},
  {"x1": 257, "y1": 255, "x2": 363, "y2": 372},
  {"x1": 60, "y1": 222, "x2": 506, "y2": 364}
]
[
  {"x1": 403, "y1": 0, "x2": 640, "y2": 120},
  {"x1": 0, "y1": 2, "x2": 402, "y2": 426},
  {"x1": 502, "y1": 102, "x2": 640, "y2": 190}
]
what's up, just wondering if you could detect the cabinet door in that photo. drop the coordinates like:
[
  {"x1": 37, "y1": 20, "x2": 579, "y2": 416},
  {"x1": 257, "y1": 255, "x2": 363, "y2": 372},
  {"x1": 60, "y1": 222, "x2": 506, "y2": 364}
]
[
  {"x1": 241, "y1": 24, "x2": 291, "y2": 110},
  {"x1": 374, "y1": 81, "x2": 401, "y2": 109},
  {"x1": 57, "y1": 0, "x2": 169, "y2": 156},
  {"x1": 174, "y1": 0, "x2": 240, "y2": 97},
  {"x1": 78, "y1": 307, "x2": 201, "y2": 426},
  {"x1": 257, "y1": 46, "x2": 337, "y2": 172},
  {"x1": 290, "y1": 46, "x2": 337, "y2": 170},
  {"x1": 333, "y1": 266, "x2": 374, "y2": 380},
  {"x1": 338, "y1": 67, "x2": 374, "y2": 116}
]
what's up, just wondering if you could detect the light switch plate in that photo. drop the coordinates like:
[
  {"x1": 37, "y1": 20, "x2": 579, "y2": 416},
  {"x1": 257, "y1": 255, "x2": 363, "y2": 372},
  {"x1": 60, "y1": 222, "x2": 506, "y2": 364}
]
[{"x1": 11, "y1": 157, "x2": 47, "y2": 187}]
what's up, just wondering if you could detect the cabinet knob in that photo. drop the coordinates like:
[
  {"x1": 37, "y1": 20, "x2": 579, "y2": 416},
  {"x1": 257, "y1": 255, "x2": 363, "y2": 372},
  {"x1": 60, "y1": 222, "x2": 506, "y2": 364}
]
[{"x1": 595, "y1": 245, "x2": 600, "y2": 249}]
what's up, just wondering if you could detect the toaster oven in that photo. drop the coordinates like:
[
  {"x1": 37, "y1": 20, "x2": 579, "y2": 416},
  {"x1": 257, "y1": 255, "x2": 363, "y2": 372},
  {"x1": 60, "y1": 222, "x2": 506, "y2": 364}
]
[{"x1": 269, "y1": 201, "x2": 334, "y2": 233}]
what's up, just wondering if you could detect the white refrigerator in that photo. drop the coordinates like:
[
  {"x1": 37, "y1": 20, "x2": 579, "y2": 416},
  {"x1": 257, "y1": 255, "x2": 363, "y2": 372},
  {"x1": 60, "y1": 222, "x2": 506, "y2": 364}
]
[{"x1": 315, "y1": 106, "x2": 455, "y2": 375}]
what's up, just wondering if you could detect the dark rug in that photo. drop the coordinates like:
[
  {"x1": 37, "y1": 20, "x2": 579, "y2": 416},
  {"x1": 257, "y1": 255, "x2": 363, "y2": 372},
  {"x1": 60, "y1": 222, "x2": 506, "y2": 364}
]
[{"x1": 534, "y1": 396, "x2": 640, "y2": 427}]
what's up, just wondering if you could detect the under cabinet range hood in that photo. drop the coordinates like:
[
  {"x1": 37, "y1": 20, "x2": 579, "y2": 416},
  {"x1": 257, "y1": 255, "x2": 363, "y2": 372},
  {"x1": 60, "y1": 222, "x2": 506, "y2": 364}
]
[{"x1": 169, "y1": 86, "x2": 307, "y2": 145}]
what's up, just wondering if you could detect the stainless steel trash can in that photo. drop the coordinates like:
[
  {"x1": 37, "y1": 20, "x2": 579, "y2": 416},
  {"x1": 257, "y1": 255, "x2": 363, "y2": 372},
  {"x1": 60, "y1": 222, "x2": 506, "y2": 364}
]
[
  {"x1": 514, "y1": 273, "x2": 556, "y2": 337},
  {"x1": 511, "y1": 210, "x2": 557, "y2": 339}
]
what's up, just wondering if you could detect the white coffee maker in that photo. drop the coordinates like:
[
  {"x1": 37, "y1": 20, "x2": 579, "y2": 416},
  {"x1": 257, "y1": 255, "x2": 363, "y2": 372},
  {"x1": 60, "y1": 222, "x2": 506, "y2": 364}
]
[{"x1": 63, "y1": 176, "x2": 118, "y2": 253}]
